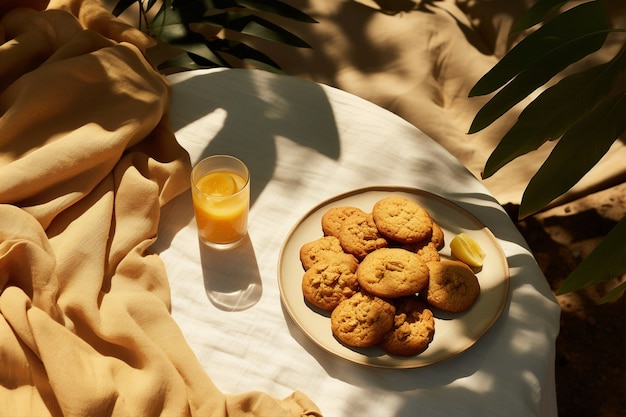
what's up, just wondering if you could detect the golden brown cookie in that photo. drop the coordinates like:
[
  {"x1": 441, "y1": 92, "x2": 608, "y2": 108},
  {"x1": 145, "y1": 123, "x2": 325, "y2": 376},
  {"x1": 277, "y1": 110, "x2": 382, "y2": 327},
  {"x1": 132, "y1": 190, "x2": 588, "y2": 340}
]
[
  {"x1": 321, "y1": 206, "x2": 365, "y2": 238},
  {"x1": 390, "y1": 220, "x2": 443, "y2": 256},
  {"x1": 338, "y1": 211, "x2": 388, "y2": 259},
  {"x1": 430, "y1": 221, "x2": 445, "y2": 250},
  {"x1": 299, "y1": 236, "x2": 345, "y2": 270},
  {"x1": 330, "y1": 291, "x2": 396, "y2": 348},
  {"x1": 425, "y1": 260, "x2": 480, "y2": 312},
  {"x1": 357, "y1": 248, "x2": 429, "y2": 298},
  {"x1": 301, "y1": 256, "x2": 360, "y2": 311},
  {"x1": 415, "y1": 241, "x2": 441, "y2": 264},
  {"x1": 372, "y1": 197, "x2": 433, "y2": 244},
  {"x1": 379, "y1": 297, "x2": 435, "y2": 356}
]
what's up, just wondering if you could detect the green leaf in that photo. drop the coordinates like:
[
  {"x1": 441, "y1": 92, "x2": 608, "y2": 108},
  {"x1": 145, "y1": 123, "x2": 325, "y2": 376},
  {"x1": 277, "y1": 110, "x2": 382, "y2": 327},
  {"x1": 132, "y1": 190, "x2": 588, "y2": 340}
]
[
  {"x1": 145, "y1": 0, "x2": 159, "y2": 13},
  {"x1": 172, "y1": 0, "x2": 213, "y2": 25},
  {"x1": 210, "y1": 39, "x2": 283, "y2": 71},
  {"x1": 152, "y1": 24, "x2": 227, "y2": 66},
  {"x1": 157, "y1": 52, "x2": 208, "y2": 72},
  {"x1": 469, "y1": 1, "x2": 609, "y2": 98},
  {"x1": 203, "y1": 12, "x2": 311, "y2": 47},
  {"x1": 112, "y1": 0, "x2": 137, "y2": 17},
  {"x1": 191, "y1": 0, "x2": 316, "y2": 22},
  {"x1": 599, "y1": 280, "x2": 626, "y2": 304},
  {"x1": 556, "y1": 216, "x2": 626, "y2": 296},
  {"x1": 149, "y1": 3, "x2": 223, "y2": 66},
  {"x1": 509, "y1": 0, "x2": 568, "y2": 35},
  {"x1": 183, "y1": 43, "x2": 230, "y2": 67},
  {"x1": 482, "y1": 46, "x2": 626, "y2": 178},
  {"x1": 149, "y1": 3, "x2": 186, "y2": 39},
  {"x1": 469, "y1": 31, "x2": 608, "y2": 134},
  {"x1": 211, "y1": 0, "x2": 318, "y2": 23},
  {"x1": 518, "y1": 92, "x2": 626, "y2": 218}
]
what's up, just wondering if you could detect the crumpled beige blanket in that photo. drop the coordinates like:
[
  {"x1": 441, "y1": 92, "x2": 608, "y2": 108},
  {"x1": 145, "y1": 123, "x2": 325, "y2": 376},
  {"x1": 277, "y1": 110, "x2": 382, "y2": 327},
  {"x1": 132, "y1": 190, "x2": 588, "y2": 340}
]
[{"x1": 0, "y1": 1, "x2": 321, "y2": 416}]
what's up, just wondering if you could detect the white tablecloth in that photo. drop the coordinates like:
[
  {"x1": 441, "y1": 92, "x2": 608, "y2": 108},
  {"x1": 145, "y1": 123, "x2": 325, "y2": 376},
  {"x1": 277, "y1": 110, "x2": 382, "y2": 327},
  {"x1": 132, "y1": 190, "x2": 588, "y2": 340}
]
[{"x1": 151, "y1": 68, "x2": 561, "y2": 417}]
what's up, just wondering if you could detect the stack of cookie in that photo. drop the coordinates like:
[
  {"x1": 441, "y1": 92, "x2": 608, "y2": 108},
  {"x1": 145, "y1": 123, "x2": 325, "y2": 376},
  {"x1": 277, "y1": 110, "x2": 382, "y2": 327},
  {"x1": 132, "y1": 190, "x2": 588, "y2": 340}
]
[{"x1": 299, "y1": 197, "x2": 481, "y2": 357}]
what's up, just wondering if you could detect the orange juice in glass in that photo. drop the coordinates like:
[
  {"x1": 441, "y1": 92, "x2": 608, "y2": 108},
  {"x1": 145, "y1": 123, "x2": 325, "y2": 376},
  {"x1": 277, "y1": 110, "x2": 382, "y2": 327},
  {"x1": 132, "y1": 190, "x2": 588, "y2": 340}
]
[{"x1": 191, "y1": 155, "x2": 250, "y2": 249}]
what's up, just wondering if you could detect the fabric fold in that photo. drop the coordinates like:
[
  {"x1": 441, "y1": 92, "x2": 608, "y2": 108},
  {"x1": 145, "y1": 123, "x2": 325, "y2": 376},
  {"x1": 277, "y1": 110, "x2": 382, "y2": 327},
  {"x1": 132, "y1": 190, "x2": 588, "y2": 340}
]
[{"x1": 0, "y1": 1, "x2": 321, "y2": 416}]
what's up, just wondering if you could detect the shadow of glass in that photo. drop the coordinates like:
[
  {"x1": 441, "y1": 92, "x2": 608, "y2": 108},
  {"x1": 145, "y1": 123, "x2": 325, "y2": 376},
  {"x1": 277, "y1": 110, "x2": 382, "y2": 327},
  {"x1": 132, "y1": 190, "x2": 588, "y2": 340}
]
[{"x1": 199, "y1": 235, "x2": 262, "y2": 311}]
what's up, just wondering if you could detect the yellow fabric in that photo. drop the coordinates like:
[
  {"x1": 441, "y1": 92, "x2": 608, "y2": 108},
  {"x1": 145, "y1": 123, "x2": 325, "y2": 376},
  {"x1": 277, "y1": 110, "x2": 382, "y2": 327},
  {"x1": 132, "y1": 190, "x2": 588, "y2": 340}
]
[{"x1": 0, "y1": 1, "x2": 321, "y2": 416}]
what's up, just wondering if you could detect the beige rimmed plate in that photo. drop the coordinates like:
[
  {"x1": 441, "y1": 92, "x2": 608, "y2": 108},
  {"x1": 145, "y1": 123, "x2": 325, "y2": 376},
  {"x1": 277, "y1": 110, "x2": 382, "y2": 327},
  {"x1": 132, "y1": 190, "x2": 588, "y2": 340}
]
[{"x1": 278, "y1": 187, "x2": 510, "y2": 368}]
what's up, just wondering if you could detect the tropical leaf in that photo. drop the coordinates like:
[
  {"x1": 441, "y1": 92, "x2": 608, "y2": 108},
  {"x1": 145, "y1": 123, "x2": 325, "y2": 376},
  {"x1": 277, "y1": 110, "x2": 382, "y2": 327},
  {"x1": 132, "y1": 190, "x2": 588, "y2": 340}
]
[
  {"x1": 149, "y1": 4, "x2": 187, "y2": 40},
  {"x1": 112, "y1": 0, "x2": 137, "y2": 17},
  {"x1": 112, "y1": 0, "x2": 316, "y2": 71},
  {"x1": 556, "y1": 216, "x2": 626, "y2": 298},
  {"x1": 599, "y1": 280, "x2": 626, "y2": 304},
  {"x1": 468, "y1": 0, "x2": 626, "y2": 301},
  {"x1": 202, "y1": 12, "x2": 311, "y2": 47},
  {"x1": 509, "y1": 0, "x2": 568, "y2": 35},
  {"x1": 469, "y1": 1, "x2": 609, "y2": 98},
  {"x1": 212, "y1": 39, "x2": 283, "y2": 72},
  {"x1": 469, "y1": 29, "x2": 608, "y2": 134},
  {"x1": 208, "y1": 0, "x2": 318, "y2": 23},
  {"x1": 172, "y1": 0, "x2": 209, "y2": 23},
  {"x1": 146, "y1": 0, "x2": 160, "y2": 12},
  {"x1": 184, "y1": 44, "x2": 231, "y2": 67},
  {"x1": 482, "y1": 46, "x2": 626, "y2": 178},
  {"x1": 518, "y1": 91, "x2": 626, "y2": 218},
  {"x1": 148, "y1": 6, "x2": 227, "y2": 66},
  {"x1": 156, "y1": 52, "x2": 208, "y2": 72}
]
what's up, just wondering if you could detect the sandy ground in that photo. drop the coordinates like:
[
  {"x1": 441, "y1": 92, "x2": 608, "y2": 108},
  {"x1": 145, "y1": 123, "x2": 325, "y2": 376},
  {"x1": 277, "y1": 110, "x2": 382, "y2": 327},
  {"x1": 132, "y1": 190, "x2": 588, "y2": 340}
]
[{"x1": 507, "y1": 182, "x2": 626, "y2": 417}]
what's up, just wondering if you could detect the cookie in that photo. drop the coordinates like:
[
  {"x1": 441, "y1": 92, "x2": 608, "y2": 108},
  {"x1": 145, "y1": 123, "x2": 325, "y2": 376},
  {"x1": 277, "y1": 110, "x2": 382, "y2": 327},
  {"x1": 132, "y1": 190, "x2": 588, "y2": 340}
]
[
  {"x1": 302, "y1": 256, "x2": 360, "y2": 311},
  {"x1": 425, "y1": 260, "x2": 480, "y2": 312},
  {"x1": 299, "y1": 236, "x2": 345, "y2": 270},
  {"x1": 338, "y1": 211, "x2": 388, "y2": 259},
  {"x1": 372, "y1": 197, "x2": 433, "y2": 243},
  {"x1": 357, "y1": 248, "x2": 429, "y2": 298},
  {"x1": 321, "y1": 206, "x2": 365, "y2": 238},
  {"x1": 430, "y1": 221, "x2": 445, "y2": 250},
  {"x1": 379, "y1": 297, "x2": 435, "y2": 356},
  {"x1": 415, "y1": 241, "x2": 441, "y2": 264},
  {"x1": 390, "y1": 220, "x2": 444, "y2": 253},
  {"x1": 330, "y1": 291, "x2": 396, "y2": 347}
]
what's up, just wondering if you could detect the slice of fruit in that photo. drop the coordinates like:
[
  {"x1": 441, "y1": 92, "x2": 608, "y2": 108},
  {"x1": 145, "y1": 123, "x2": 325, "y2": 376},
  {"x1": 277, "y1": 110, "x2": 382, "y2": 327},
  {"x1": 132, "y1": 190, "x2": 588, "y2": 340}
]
[
  {"x1": 196, "y1": 172, "x2": 238, "y2": 197},
  {"x1": 450, "y1": 233, "x2": 486, "y2": 267}
]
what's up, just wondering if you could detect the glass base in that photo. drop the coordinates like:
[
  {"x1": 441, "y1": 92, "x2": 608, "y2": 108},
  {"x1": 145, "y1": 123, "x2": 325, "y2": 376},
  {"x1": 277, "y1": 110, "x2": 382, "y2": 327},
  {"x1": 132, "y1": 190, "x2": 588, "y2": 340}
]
[{"x1": 199, "y1": 235, "x2": 246, "y2": 250}]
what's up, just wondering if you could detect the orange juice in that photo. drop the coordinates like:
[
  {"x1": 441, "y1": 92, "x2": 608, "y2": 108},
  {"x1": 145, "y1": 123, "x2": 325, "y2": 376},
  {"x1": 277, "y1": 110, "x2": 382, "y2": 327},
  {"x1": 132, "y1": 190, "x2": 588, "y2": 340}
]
[{"x1": 192, "y1": 170, "x2": 249, "y2": 246}]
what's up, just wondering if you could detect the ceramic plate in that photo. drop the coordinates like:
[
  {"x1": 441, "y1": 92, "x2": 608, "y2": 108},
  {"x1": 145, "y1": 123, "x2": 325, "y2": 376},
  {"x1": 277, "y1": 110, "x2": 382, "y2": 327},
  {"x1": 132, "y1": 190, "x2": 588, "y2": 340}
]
[{"x1": 278, "y1": 187, "x2": 510, "y2": 368}]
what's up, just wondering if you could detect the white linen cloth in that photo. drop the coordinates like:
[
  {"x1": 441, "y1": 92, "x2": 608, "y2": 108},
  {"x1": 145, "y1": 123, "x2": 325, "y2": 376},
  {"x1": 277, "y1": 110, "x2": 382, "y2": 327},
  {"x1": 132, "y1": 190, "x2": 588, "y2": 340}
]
[{"x1": 152, "y1": 68, "x2": 561, "y2": 417}]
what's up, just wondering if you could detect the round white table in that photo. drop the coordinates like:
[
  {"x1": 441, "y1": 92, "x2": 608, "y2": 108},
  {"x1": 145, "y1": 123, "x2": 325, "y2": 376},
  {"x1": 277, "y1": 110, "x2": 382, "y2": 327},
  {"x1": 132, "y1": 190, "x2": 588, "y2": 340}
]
[{"x1": 151, "y1": 68, "x2": 561, "y2": 417}]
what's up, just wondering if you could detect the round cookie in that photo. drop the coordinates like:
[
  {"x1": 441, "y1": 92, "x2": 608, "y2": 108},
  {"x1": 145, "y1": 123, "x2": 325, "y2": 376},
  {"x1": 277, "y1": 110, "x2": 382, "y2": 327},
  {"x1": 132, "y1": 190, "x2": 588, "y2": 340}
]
[
  {"x1": 357, "y1": 248, "x2": 429, "y2": 298},
  {"x1": 302, "y1": 255, "x2": 359, "y2": 311},
  {"x1": 338, "y1": 211, "x2": 388, "y2": 259},
  {"x1": 321, "y1": 206, "x2": 365, "y2": 238},
  {"x1": 425, "y1": 260, "x2": 480, "y2": 312},
  {"x1": 372, "y1": 197, "x2": 433, "y2": 244},
  {"x1": 379, "y1": 297, "x2": 435, "y2": 356},
  {"x1": 299, "y1": 236, "x2": 345, "y2": 270},
  {"x1": 330, "y1": 291, "x2": 396, "y2": 347},
  {"x1": 389, "y1": 220, "x2": 445, "y2": 255}
]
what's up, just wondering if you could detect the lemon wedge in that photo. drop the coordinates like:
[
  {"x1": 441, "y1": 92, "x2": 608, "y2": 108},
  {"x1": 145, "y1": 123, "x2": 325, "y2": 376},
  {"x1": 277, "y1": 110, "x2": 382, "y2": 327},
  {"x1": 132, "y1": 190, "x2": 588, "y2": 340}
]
[
  {"x1": 450, "y1": 233, "x2": 486, "y2": 267},
  {"x1": 196, "y1": 172, "x2": 238, "y2": 197}
]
